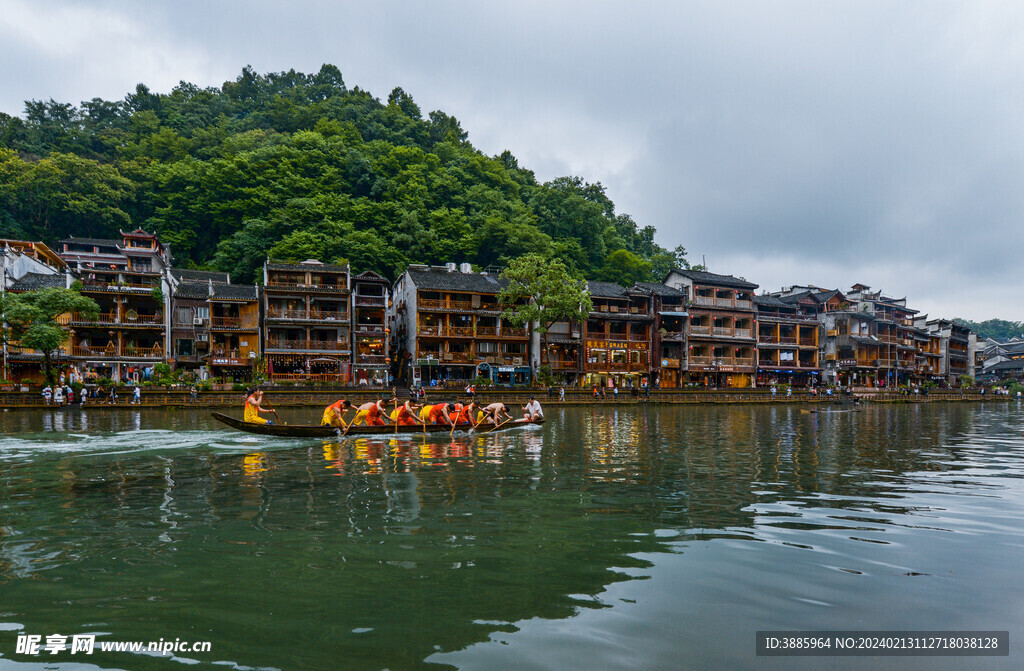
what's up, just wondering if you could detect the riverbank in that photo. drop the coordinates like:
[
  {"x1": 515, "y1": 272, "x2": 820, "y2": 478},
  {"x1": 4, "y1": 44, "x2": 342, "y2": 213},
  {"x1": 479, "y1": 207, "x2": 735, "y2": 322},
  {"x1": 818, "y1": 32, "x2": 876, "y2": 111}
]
[{"x1": 0, "y1": 388, "x2": 1010, "y2": 411}]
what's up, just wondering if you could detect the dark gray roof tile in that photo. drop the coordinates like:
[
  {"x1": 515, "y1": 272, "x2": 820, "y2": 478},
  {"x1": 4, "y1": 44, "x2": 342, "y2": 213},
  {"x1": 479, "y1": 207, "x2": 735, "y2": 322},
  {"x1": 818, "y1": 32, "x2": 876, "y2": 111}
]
[
  {"x1": 9, "y1": 272, "x2": 66, "y2": 291},
  {"x1": 407, "y1": 268, "x2": 507, "y2": 293},
  {"x1": 667, "y1": 268, "x2": 758, "y2": 290}
]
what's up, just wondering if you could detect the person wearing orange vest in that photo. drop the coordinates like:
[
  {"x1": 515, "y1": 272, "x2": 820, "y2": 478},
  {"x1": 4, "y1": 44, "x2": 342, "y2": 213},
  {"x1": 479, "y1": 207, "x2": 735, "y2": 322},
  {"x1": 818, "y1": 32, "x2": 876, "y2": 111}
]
[
  {"x1": 419, "y1": 402, "x2": 453, "y2": 425},
  {"x1": 450, "y1": 400, "x2": 478, "y2": 425},
  {"x1": 352, "y1": 398, "x2": 389, "y2": 426},
  {"x1": 321, "y1": 399, "x2": 353, "y2": 427},
  {"x1": 389, "y1": 400, "x2": 422, "y2": 426}
]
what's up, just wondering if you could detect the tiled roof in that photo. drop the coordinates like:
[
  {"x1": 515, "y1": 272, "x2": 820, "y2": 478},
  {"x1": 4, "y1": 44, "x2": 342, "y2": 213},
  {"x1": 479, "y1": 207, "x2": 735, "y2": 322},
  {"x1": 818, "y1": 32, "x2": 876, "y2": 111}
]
[
  {"x1": 988, "y1": 359, "x2": 1024, "y2": 372},
  {"x1": 9, "y1": 272, "x2": 66, "y2": 291},
  {"x1": 586, "y1": 281, "x2": 628, "y2": 298},
  {"x1": 753, "y1": 295, "x2": 794, "y2": 308},
  {"x1": 267, "y1": 261, "x2": 348, "y2": 273},
  {"x1": 173, "y1": 283, "x2": 210, "y2": 299},
  {"x1": 59, "y1": 236, "x2": 121, "y2": 248},
  {"x1": 634, "y1": 282, "x2": 686, "y2": 297},
  {"x1": 407, "y1": 268, "x2": 506, "y2": 293},
  {"x1": 353, "y1": 270, "x2": 390, "y2": 285},
  {"x1": 211, "y1": 283, "x2": 257, "y2": 300},
  {"x1": 172, "y1": 269, "x2": 229, "y2": 283},
  {"x1": 667, "y1": 268, "x2": 758, "y2": 290}
]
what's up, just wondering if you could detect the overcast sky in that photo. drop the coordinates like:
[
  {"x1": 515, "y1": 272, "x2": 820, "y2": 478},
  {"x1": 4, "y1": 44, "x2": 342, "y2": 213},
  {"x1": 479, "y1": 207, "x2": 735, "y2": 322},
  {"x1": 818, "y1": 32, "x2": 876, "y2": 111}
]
[{"x1": 2, "y1": 0, "x2": 1022, "y2": 321}]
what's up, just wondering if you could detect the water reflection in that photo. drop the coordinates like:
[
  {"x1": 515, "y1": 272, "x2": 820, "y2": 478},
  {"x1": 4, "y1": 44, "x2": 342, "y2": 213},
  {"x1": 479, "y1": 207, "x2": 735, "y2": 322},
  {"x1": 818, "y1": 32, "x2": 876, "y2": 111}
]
[{"x1": 0, "y1": 404, "x2": 1021, "y2": 670}]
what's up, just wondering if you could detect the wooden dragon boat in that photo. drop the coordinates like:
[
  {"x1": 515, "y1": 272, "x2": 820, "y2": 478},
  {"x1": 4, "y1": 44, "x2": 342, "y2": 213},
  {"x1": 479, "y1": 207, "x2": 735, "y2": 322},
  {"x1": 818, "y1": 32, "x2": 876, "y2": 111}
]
[{"x1": 211, "y1": 412, "x2": 543, "y2": 437}]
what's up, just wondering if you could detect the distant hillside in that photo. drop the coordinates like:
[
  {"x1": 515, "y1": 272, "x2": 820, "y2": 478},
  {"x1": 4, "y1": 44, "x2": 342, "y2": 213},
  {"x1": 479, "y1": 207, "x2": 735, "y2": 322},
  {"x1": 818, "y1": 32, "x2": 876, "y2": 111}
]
[
  {"x1": 0, "y1": 65, "x2": 687, "y2": 285},
  {"x1": 955, "y1": 318, "x2": 1024, "y2": 341}
]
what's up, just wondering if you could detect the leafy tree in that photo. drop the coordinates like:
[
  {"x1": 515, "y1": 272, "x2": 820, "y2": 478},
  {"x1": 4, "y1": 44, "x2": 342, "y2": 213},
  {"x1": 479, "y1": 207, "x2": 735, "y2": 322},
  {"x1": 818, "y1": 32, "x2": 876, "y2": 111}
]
[
  {"x1": 0, "y1": 288, "x2": 99, "y2": 384},
  {"x1": 954, "y1": 318, "x2": 1024, "y2": 341},
  {"x1": 498, "y1": 254, "x2": 592, "y2": 335},
  {"x1": 595, "y1": 249, "x2": 652, "y2": 287}
]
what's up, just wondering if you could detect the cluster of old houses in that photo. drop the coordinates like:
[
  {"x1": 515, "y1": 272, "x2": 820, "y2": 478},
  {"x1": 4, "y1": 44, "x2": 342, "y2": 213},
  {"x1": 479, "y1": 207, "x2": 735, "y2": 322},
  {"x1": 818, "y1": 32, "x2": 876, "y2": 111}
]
[{"x1": 0, "y1": 231, "x2": 983, "y2": 389}]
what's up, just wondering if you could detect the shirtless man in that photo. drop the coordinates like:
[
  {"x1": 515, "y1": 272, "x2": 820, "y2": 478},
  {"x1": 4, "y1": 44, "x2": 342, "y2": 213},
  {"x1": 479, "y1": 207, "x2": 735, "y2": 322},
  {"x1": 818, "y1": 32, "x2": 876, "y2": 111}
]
[{"x1": 477, "y1": 402, "x2": 513, "y2": 426}]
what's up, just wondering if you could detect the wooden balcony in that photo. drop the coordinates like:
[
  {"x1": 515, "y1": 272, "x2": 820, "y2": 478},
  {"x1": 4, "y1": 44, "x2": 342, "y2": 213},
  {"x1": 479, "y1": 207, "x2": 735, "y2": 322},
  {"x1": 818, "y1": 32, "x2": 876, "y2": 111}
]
[
  {"x1": 210, "y1": 316, "x2": 258, "y2": 329},
  {"x1": 70, "y1": 344, "x2": 163, "y2": 359},
  {"x1": 476, "y1": 326, "x2": 499, "y2": 336},
  {"x1": 798, "y1": 337, "x2": 816, "y2": 346},
  {"x1": 266, "y1": 308, "x2": 348, "y2": 321},
  {"x1": 266, "y1": 339, "x2": 349, "y2": 352},
  {"x1": 628, "y1": 333, "x2": 648, "y2": 342},
  {"x1": 659, "y1": 331, "x2": 686, "y2": 341},
  {"x1": 61, "y1": 311, "x2": 119, "y2": 326},
  {"x1": 354, "y1": 354, "x2": 388, "y2": 364},
  {"x1": 354, "y1": 295, "x2": 386, "y2": 307},
  {"x1": 354, "y1": 324, "x2": 386, "y2": 334}
]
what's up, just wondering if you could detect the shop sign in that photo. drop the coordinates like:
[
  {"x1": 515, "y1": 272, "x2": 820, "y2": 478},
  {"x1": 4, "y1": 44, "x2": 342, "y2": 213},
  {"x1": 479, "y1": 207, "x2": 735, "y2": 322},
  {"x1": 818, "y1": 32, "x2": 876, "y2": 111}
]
[
  {"x1": 838, "y1": 359, "x2": 856, "y2": 366},
  {"x1": 498, "y1": 366, "x2": 515, "y2": 372},
  {"x1": 213, "y1": 357, "x2": 245, "y2": 366}
]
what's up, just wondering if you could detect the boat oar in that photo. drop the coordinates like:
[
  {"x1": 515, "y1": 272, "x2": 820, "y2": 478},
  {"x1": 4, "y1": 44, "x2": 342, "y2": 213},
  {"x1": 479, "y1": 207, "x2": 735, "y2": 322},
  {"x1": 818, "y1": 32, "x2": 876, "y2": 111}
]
[
  {"x1": 272, "y1": 409, "x2": 286, "y2": 425},
  {"x1": 483, "y1": 416, "x2": 513, "y2": 434}
]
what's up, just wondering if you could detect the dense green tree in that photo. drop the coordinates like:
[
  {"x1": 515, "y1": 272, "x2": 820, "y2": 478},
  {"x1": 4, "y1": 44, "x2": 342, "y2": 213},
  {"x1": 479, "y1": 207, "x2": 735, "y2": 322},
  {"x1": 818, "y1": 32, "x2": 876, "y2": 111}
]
[
  {"x1": 595, "y1": 249, "x2": 652, "y2": 287},
  {"x1": 499, "y1": 253, "x2": 592, "y2": 334},
  {"x1": 954, "y1": 318, "x2": 1024, "y2": 341},
  {"x1": 0, "y1": 288, "x2": 99, "y2": 384}
]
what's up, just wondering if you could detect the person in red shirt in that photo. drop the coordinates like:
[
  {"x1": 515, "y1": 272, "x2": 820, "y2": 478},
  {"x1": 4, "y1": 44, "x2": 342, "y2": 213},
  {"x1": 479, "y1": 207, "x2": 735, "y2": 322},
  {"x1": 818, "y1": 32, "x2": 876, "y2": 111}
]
[
  {"x1": 389, "y1": 400, "x2": 422, "y2": 426},
  {"x1": 353, "y1": 398, "x2": 389, "y2": 426},
  {"x1": 420, "y1": 402, "x2": 453, "y2": 425}
]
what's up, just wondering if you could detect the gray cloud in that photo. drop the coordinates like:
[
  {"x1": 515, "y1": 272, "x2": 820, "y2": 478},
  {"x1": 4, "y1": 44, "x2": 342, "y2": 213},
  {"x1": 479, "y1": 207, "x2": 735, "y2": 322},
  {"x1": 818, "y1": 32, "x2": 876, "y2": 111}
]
[{"x1": 2, "y1": 0, "x2": 1022, "y2": 320}]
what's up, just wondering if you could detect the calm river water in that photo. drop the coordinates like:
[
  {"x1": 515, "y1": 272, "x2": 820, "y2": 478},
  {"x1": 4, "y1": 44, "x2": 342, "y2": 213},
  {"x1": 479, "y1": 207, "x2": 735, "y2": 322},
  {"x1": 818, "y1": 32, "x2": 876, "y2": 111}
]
[{"x1": 0, "y1": 403, "x2": 1022, "y2": 670}]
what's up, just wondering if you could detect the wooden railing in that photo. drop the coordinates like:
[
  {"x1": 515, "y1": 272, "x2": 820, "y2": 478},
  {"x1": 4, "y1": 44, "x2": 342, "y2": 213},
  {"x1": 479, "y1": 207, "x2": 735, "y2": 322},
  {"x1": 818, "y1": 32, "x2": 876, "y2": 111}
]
[
  {"x1": 354, "y1": 354, "x2": 387, "y2": 364},
  {"x1": 267, "y1": 308, "x2": 348, "y2": 320},
  {"x1": 210, "y1": 316, "x2": 257, "y2": 328},
  {"x1": 354, "y1": 324, "x2": 386, "y2": 333},
  {"x1": 267, "y1": 340, "x2": 349, "y2": 351},
  {"x1": 354, "y1": 295, "x2": 386, "y2": 306}
]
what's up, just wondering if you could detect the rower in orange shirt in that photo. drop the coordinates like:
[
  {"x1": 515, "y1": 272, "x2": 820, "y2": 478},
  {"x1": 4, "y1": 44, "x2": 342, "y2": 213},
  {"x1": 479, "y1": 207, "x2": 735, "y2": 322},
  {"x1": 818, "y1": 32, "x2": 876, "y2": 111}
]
[
  {"x1": 353, "y1": 397, "x2": 389, "y2": 426},
  {"x1": 419, "y1": 401, "x2": 453, "y2": 425},
  {"x1": 450, "y1": 400, "x2": 477, "y2": 425},
  {"x1": 389, "y1": 399, "x2": 422, "y2": 426}
]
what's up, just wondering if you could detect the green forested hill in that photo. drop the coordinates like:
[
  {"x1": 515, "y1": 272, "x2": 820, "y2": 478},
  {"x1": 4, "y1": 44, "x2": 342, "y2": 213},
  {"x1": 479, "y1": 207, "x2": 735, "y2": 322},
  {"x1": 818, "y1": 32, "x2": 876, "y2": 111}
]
[
  {"x1": 0, "y1": 65, "x2": 686, "y2": 284},
  {"x1": 954, "y1": 318, "x2": 1024, "y2": 341}
]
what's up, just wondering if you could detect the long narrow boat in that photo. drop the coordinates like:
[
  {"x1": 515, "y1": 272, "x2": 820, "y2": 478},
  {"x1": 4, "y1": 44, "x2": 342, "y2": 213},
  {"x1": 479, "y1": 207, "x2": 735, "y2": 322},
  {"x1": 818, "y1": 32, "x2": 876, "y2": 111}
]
[{"x1": 211, "y1": 412, "x2": 544, "y2": 438}]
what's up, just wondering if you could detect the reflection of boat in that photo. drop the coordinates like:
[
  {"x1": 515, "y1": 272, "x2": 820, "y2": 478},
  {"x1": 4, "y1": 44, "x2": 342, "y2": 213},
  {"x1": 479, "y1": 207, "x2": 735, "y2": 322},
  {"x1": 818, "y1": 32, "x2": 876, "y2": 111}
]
[{"x1": 211, "y1": 412, "x2": 544, "y2": 437}]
